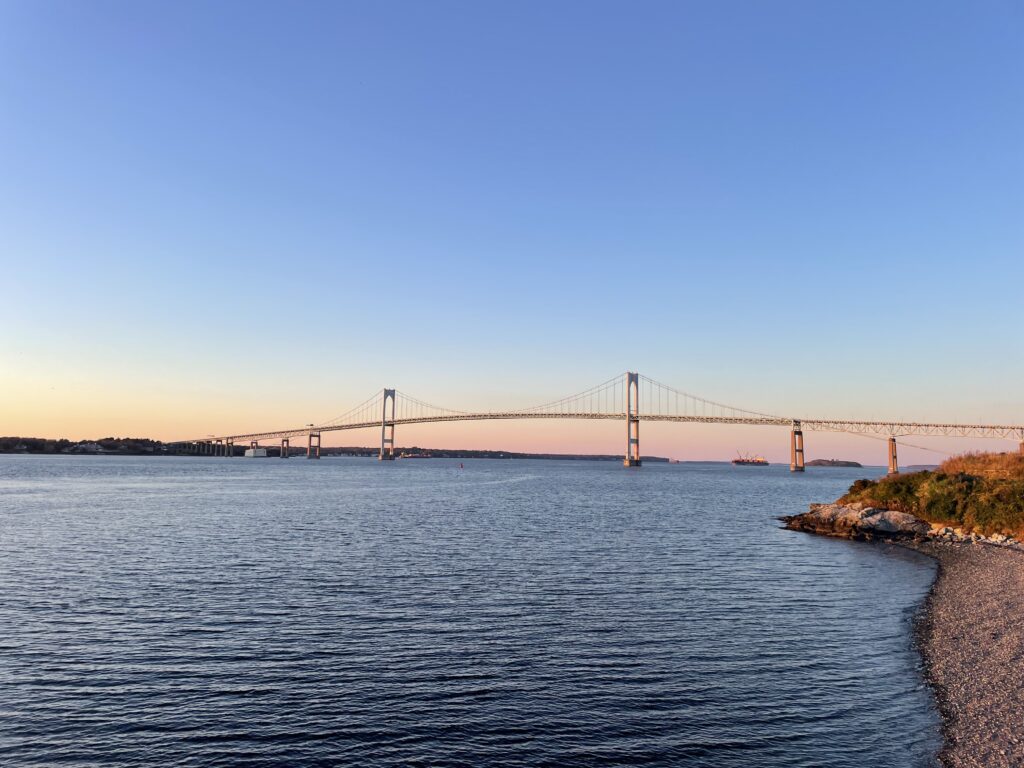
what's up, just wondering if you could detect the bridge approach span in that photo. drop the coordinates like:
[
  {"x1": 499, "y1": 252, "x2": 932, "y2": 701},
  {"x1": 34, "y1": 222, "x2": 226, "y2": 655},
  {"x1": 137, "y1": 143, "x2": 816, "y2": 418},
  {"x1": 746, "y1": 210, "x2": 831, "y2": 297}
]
[{"x1": 174, "y1": 372, "x2": 1024, "y2": 473}]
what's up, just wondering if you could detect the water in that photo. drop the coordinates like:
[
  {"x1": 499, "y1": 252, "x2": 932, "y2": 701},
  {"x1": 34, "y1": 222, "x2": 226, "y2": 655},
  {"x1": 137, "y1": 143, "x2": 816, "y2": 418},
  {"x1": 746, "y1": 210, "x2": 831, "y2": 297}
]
[{"x1": 0, "y1": 456, "x2": 940, "y2": 766}]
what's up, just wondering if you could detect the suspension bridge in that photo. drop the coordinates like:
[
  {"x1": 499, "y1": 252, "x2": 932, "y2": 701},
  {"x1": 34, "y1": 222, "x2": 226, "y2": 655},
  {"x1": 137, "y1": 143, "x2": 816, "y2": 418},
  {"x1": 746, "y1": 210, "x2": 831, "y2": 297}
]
[{"x1": 171, "y1": 372, "x2": 1024, "y2": 474}]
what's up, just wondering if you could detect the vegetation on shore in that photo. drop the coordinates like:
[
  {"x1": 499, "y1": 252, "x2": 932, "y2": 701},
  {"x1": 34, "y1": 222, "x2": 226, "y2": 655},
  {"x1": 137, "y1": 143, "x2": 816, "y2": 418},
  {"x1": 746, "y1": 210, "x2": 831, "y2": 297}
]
[
  {"x1": 0, "y1": 436, "x2": 163, "y2": 454},
  {"x1": 839, "y1": 452, "x2": 1024, "y2": 536},
  {"x1": 0, "y1": 437, "x2": 669, "y2": 462}
]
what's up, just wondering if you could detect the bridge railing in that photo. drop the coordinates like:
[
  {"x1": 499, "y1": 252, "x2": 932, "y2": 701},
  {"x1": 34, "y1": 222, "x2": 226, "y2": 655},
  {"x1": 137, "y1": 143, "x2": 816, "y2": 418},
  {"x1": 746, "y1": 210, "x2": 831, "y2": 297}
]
[{"x1": 175, "y1": 371, "x2": 1024, "y2": 468}]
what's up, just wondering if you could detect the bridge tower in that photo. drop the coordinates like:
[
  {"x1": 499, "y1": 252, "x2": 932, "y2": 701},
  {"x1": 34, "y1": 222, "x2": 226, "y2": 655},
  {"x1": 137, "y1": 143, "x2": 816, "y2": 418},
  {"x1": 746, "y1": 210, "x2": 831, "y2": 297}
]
[
  {"x1": 888, "y1": 437, "x2": 899, "y2": 475},
  {"x1": 226, "y1": 439, "x2": 233, "y2": 457},
  {"x1": 380, "y1": 389, "x2": 396, "y2": 460},
  {"x1": 307, "y1": 432, "x2": 321, "y2": 459},
  {"x1": 790, "y1": 421, "x2": 805, "y2": 472},
  {"x1": 281, "y1": 438, "x2": 289, "y2": 458},
  {"x1": 624, "y1": 372, "x2": 641, "y2": 467}
]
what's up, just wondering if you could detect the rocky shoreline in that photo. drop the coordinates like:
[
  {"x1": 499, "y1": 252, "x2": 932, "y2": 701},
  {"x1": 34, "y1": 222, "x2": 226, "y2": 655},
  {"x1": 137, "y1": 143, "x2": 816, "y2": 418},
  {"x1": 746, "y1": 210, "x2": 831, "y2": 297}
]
[
  {"x1": 784, "y1": 504, "x2": 1024, "y2": 767},
  {"x1": 781, "y1": 502, "x2": 1021, "y2": 548}
]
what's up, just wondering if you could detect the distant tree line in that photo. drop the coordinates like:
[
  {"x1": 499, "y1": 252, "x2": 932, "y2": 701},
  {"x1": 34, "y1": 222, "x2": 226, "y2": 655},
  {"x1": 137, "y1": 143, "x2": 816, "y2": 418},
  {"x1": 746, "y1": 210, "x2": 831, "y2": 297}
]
[{"x1": 0, "y1": 437, "x2": 165, "y2": 454}]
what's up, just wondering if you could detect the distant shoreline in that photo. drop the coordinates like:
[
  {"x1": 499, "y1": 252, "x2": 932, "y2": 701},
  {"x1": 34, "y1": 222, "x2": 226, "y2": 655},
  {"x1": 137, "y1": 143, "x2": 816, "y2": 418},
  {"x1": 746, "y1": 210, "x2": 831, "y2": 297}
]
[{"x1": 0, "y1": 438, "x2": 670, "y2": 462}]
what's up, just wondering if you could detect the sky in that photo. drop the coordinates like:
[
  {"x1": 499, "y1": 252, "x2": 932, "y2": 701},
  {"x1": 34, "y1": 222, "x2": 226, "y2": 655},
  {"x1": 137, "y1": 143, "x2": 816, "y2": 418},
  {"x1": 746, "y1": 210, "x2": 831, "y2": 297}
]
[{"x1": 1, "y1": 1, "x2": 1022, "y2": 464}]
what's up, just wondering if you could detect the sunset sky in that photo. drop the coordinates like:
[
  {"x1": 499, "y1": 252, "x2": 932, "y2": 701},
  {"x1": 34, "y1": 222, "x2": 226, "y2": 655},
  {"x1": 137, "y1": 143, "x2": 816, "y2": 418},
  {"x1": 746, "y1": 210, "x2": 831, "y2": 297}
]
[{"x1": 2, "y1": 1, "x2": 1022, "y2": 464}]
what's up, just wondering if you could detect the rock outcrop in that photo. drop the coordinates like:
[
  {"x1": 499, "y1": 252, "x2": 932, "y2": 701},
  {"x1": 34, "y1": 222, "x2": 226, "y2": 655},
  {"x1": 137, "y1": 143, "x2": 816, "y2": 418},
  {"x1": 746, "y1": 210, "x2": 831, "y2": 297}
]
[
  {"x1": 782, "y1": 503, "x2": 932, "y2": 540},
  {"x1": 782, "y1": 503, "x2": 1022, "y2": 547}
]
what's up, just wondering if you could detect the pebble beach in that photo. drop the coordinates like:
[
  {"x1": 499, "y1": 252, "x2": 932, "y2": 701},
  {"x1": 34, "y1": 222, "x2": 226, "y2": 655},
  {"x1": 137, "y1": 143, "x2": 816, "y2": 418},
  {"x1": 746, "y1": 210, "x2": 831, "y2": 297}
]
[
  {"x1": 907, "y1": 542, "x2": 1024, "y2": 767},
  {"x1": 783, "y1": 504, "x2": 1024, "y2": 765}
]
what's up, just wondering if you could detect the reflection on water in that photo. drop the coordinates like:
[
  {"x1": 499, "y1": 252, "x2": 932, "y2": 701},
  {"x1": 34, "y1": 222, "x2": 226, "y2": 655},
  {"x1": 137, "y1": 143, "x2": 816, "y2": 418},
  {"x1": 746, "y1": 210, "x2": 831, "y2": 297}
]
[{"x1": 0, "y1": 456, "x2": 939, "y2": 766}]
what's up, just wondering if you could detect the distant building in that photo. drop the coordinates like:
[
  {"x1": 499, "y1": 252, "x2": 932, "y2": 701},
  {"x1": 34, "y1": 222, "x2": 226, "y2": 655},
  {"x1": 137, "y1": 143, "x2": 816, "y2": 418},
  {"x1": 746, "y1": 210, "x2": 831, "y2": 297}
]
[{"x1": 69, "y1": 442, "x2": 103, "y2": 453}]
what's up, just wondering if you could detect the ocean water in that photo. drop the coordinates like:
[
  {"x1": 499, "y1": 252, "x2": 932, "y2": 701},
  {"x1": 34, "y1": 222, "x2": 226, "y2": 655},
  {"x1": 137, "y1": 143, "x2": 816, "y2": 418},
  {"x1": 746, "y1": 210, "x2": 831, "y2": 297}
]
[{"x1": 0, "y1": 456, "x2": 940, "y2": 767}]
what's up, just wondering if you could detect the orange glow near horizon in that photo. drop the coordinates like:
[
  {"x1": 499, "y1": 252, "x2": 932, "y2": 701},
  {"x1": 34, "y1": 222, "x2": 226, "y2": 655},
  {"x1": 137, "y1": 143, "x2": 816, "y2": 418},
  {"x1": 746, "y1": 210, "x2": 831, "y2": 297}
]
[{"x1": 2, "y1": 374, "x2": 1019, "y2": 466}]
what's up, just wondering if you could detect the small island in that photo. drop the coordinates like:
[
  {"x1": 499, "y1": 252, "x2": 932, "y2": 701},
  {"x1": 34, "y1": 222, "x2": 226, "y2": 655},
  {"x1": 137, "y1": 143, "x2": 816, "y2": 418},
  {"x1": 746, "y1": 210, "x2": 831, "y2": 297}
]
[
  {"x1": 782, "y1": 451, "x2": 1024, "y2": 766},
  {"x1": 805, "y1": 458, "x2": 862, "y2": 468}
]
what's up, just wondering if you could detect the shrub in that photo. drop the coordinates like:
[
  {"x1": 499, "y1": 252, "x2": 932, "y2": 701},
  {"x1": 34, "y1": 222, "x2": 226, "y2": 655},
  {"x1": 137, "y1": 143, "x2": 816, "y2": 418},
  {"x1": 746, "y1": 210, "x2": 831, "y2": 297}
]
[{"x1": 836, "y1": 451, "x2": 1024, "y2": 536}]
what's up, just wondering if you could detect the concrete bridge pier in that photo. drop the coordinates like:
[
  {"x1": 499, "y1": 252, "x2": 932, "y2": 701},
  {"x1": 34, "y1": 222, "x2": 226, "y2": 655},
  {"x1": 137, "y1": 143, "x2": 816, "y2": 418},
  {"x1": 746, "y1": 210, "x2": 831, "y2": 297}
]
[
  {"x1": 623, "y1": 372, "x2": 641, "y2": 467},
  {"x1": 790, "y1": 421, "x2": 805, "y2": 472},
  {"x1": 226, "y1": 440, "x2": 233, "y2": 457},
  {"x1": 380, "y1": 388, "x2": 396, "y2": 461},
  {"x1": 281, "y1": 438, "x2": 289, "y2": 458},
  {"x1": 307, "y1": 432, "x2": 321, "y2": 459},
  {"x1": 888, "y1": 437, "x2": 899, "y2": 475}
]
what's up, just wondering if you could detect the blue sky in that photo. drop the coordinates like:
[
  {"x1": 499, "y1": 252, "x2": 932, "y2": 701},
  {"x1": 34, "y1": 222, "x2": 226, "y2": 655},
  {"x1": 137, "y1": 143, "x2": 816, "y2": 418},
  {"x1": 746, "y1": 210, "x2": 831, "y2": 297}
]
[{"x1": 1, "y1": 1, "x2": 1022, "y2": 461}]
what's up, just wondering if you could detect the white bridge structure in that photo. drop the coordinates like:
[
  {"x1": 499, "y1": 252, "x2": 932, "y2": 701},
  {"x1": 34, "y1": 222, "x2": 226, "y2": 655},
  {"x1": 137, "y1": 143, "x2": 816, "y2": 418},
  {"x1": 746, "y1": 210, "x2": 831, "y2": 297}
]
[{"x1": 173, "y1": 372, "x2": 1024, "y2": 474}]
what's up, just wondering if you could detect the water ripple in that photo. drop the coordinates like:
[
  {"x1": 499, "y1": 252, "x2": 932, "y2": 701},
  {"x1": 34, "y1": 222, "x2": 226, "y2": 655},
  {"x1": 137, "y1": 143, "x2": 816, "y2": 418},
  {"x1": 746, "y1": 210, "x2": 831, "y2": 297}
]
[{"x1": 0, "y1": 456, "x2": 939, "y2": 766}]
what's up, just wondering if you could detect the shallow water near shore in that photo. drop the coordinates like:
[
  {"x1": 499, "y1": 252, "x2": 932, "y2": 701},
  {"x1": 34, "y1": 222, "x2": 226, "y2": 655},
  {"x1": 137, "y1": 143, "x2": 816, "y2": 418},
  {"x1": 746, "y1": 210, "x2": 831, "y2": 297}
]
[{"x1": 0, "y1": 455, "x2": 940, "y2": 766}]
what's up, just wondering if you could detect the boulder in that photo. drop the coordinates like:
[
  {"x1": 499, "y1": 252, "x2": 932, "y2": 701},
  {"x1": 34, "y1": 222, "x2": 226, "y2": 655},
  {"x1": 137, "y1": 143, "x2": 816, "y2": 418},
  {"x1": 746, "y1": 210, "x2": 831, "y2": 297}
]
[
  {"x1": 862, "y1": 510, "x2": 931, "y2": 536},
  {"x1": 782, "y1": 504, "x2": 930, "y2": 540}
]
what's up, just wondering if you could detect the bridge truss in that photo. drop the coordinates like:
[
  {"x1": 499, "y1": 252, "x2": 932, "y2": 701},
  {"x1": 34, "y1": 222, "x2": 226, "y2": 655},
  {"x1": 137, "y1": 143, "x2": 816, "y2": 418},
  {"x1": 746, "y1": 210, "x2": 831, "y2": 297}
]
[{"x1": 174, "y1": 373, "x2": 1024, "y2": 473}]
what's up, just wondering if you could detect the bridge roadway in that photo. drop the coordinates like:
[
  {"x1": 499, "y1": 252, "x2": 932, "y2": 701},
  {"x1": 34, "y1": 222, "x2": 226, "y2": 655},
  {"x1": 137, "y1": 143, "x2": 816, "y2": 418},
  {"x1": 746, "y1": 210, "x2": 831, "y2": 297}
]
[
  {"x1": 174, "y1": 373, "x2": 1024, "y2": 470},
  {"x1": 178, "y1": 411, "x2": 1024, "y2": 475},
  {"x1": 199, "y1": 413, "x2": 1024, "y2": 444}
]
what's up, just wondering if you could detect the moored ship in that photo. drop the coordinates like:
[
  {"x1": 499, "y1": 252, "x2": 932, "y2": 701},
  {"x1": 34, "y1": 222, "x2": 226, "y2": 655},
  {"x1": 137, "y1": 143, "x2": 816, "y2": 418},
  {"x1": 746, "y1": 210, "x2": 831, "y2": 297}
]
[{"x1": 732, "y1": 452, "x2": 768, "y2": 466}]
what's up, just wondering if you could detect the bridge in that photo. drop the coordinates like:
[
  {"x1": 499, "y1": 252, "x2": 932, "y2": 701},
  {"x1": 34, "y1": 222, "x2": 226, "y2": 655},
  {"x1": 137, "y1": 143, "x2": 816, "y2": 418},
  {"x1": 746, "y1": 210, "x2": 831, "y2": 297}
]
[{"x1": 172, "y1": 372, "x2": 1024, "y2": 474}]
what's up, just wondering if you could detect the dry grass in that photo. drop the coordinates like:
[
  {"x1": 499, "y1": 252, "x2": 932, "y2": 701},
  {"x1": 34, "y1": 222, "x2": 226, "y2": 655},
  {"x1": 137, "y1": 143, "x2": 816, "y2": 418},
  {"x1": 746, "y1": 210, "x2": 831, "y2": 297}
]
[{"x1": 938, "y1": 451, "x2": 1024, "y2": 479}]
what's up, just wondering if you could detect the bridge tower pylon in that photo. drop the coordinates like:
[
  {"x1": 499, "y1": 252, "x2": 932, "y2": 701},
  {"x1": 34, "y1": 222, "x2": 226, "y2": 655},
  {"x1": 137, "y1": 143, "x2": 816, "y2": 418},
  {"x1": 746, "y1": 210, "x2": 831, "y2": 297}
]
[
  {"x1": 307, "y1": 432, "x2": 321, "y2": 459},
  {"x1": 790, "y1": 421, "x2": 805, "y2": 472},
  {"x1": 624, "y1": 372, "x2": 641, "y2": 467},
  {"x1": 281, "y1": 438, "x2": 289, "y2": 458},
  {"x1": 380, "y1": 389, "x2": 396, "y2": 460},
  {"x1": 888, "y1": 437, "x2": 899, "y2": 475}
]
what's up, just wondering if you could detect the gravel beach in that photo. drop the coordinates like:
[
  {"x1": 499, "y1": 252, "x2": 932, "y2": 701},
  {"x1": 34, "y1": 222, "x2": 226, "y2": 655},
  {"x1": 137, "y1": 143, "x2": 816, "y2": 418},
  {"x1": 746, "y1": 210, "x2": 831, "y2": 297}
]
[{"x1": 905, "y1": 542, "x2": 1024, "y2": 767}]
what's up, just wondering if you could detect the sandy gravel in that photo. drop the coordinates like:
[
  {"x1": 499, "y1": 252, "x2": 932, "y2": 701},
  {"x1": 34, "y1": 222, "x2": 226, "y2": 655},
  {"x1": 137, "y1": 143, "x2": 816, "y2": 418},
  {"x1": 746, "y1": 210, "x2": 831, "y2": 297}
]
[{"x1": 905, "y1": 541, "x2": 1024, "y2": 767}]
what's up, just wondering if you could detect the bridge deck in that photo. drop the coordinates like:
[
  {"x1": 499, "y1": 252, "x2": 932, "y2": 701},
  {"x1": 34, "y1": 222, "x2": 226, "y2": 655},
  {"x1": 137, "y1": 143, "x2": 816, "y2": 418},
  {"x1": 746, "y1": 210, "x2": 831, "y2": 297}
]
[{"x1": 180, "y1": 412, "x2": 1024, "y2": 444}]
